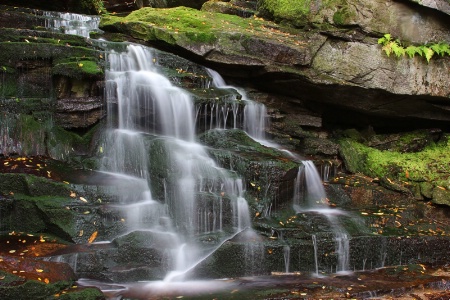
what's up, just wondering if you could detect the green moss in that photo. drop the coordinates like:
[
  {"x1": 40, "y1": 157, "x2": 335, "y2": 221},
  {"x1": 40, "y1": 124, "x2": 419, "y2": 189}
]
[
  {"x1": 258, "y1": 0, "x2": 311, "y2": 20},
  {"x1": 53, "y1": 60, "x2": 103, "y2": 78},
  {"x1": 0, "y1": 277, "x2": 70, "y2": 299},
  {"x1": 100, "y1": 6, "x2": 302, "y2": 46},
  {"x1": 339, "y1": 136, "x2": 450, "y2": 188}
]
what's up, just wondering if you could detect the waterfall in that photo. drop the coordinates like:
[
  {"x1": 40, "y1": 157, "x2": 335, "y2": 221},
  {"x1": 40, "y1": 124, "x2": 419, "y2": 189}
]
[
  {"x1": 206, "y1": 67, "x2": 269, "y2": 140},
  {"x1": 43, "y1": 11, "x2": 101, "y2": 38},
  {"x1": 312, "y1": 234, "x2": 319, "y2": 276},
  {"x1": 293, "y1": 161, "x2": 351, "y2": 274},
  {"x1": 283, "y1": 245, "x2": 291, "y2": 273},
  {"x1": 101, "y1": 43, "x2": 254, "y2": 281}
]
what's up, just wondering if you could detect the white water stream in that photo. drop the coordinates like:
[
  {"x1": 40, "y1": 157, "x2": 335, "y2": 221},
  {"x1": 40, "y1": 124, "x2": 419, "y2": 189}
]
[
  {"x1": 293, "y1": 161, "x2": 350, "y2": 274},
  {"x1": 103, "y1": 44, "x2": 254, "y2": 281},
  {"x1": 43, "y1": 11, "x2": 101, "y2": 38}
]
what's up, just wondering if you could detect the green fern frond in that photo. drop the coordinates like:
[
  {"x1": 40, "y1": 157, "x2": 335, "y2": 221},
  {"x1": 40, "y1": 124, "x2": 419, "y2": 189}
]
[
  {"x1": 379, "y1": 33, "x2": 449, "y2": 62},
  {"x1": 420, "y1": 46, "x2": 434, "y2": 63},
  {"x1": 405, "y1": 45, "x2": 421, "y2": 58},
  {"x1": 378, "y1": 33, "x2": 391, "y2": 45},
  {"x1": 430, "y1": 43, "x2": 450, "y2": 56},
  {"x1": 382, "y1": 43, "x2": 393, "y2": 57},
  {"x1": 392, "y1": 42, "x2": 405, "y2": 58}
]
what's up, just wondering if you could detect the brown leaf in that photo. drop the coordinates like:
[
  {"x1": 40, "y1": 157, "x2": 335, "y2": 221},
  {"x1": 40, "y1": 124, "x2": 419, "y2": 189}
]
[{"x1": 88, "y1": 231, "x2": 98, "y2": 244}]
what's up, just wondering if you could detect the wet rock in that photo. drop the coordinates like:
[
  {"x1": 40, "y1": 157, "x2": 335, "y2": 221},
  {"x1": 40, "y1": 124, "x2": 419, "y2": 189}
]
[
  {"x1": 338, "y1": 132, "x2": 450, "y2": 206},
  {"x1": 432, "y1": 187, "x2": 450, "y2": 206},
  {"x1": 202, "y1": 0, "x2": 256, "y2": 18},
  {"x1": 0, "y1": 270, "x2": 105, "y2": 300},
  {"x1": 300, "y1": 137, "x2": 339, "y2": 156},
  {"x1": 367, "y1": 129, "x2": 442, "y2": 153},
  {"x1": 199, "y1": 129, "x2": 298, "y2": 211},
  {"x1": 105, "y1": 0, "x2": 209, "y2": 12}
]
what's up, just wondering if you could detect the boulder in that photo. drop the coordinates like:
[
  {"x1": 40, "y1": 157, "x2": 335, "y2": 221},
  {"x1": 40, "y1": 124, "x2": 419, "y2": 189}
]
[
  {"x1": 99, "y1": 3, "x2": 450, "y2": 129},
  {"x1": 338, "y1": 131, "x2": 450, "y2": 206}
]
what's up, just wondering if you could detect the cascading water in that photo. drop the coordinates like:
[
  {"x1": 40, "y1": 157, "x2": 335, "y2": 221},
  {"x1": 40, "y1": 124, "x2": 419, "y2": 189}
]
[
  {"x1": 43, "y1": 11, "x2": 101, "y2": 38},
  {"x1": 293, "y1": 161, "x2": 350, "y2": 274},
  {"x1": 206, "y1": 68, "x2": 267, "y2": 141},
  {"x1": 102, "y1": 43, "x2": 253, "y2": 281}
]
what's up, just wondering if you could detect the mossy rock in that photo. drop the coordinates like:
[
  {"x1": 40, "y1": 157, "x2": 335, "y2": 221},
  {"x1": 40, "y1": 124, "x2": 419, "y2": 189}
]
[
  {"x1": 338, "y1": 134, "x2": 450, "y2": 205},
  {"x1": 257, "y1": 0, "x2": 311, "y2": 27},
  {"x1": 99, "y1": 6, "x2": 319, "y2": 66},
  {"x1": 0, "y1": 270, "x2": 104, "y2": 299},
  {"x1": 0, "y1": 173, "x2": 71, "y2": 197},
  {"x1": 200, "y1": 129, "x2": 298, "y2": 210}
]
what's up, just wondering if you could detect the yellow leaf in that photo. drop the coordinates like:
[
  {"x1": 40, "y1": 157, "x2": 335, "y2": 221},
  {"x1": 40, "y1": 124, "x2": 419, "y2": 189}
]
[
  {"x1": 88, "y1": 231, "x2": 98, "y2": 244},
  {"x1": 79, "y1": 197, "x2": 87, "y2": 202},
  {"x1": 78, "y1": 230, "x2": 83, "y2": 237},
  {"x1": 36, "y1": 269, "x2": 44, "y2": 273},
  {"x1": 78, "y1": 63, "x2": 83, "y2": 67}
]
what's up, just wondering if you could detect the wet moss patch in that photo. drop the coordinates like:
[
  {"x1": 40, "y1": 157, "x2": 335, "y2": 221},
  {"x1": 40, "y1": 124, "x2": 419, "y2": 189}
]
[{"x1": 339, "y1": 133, "x2": 450, "y2": 205}]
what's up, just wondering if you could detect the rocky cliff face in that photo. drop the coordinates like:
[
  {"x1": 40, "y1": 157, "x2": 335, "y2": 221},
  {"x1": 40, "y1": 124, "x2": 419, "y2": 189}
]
[{"x1": 99, "y1": 0, "x2": 450, "y2": 130}]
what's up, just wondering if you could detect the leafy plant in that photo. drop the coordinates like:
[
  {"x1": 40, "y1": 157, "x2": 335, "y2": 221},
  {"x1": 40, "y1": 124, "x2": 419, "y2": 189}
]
[{"x1": 378, "y1": 33, "x2": 450, "y2": 63}]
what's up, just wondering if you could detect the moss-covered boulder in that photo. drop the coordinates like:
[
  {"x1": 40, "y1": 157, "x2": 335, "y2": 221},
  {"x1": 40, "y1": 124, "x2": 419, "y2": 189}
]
[
  {"x1": 100, "y1": 6, "x2": 325, "y2": 67},
  {"x1": 202, "y1": 0, "x2": 256, "y2": 18},
  {"x1": 0, "y1": 270, "x2": 104, "y2": 299},
  {"x1": 199, "y1": 129, "x2": 298, "y2": 211},
  {"x1": 338, "y1": 131, "x2": 450, "y2": 206}
]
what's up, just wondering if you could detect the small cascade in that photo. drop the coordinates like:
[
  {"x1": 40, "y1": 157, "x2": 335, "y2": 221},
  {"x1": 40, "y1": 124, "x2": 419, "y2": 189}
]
[
  {"x1": 283, "y1": 245, "x2": 291, "y2": 273},
  {"x1": 43, "y1": 11, "x2": 101, "y2": 38},
  {"x1": 205, "y1": 67, "x2": 269, "y2": 140},
  {"x1": 312, "y1": 234, "x2": 319, "y2": 276},
  {"x1": 293, "y1": 161, "x2": 351, "y2": 274},
  {"x1": 243, "y1": 102, "x2": 268, "y2": 141}
]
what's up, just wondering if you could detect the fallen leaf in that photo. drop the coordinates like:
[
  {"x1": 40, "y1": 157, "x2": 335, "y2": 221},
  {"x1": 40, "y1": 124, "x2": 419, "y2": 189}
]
[
  {"x1": 88, "y1": 231, "x2": 98, "y2": 244},
  {"x1": 36, "y1": 269, "x2": 44, "y2": 273}
]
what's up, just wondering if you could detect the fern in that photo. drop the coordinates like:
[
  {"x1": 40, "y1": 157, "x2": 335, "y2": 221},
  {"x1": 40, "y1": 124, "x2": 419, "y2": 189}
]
[
  {"x1": 405, "y1": 45, "x2": 422, "y2": 58},
  {"x1": 382, "y1": 42, "x2": 393, "y2": 57},
  {"x1": 420, "y1": 46, "x2": 434, "y2": 62},
  {"x1": 392, "y1": 41, "x2": 405, "y2": 58},
  {"x1": 378, "y1": 33, "x2": 391, "y2": 45},
  {"x1": 378, "y1": 33, "x2": 449, "y2": 63},
  {"x1": 430, "y1": 43, "x2": 450, "y2": 56}
]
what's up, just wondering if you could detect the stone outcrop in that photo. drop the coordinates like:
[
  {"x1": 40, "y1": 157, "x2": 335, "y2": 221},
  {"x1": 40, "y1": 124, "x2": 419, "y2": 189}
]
[{"x1": 99, "y1": 0, "x2": 450, "y2": 130}]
